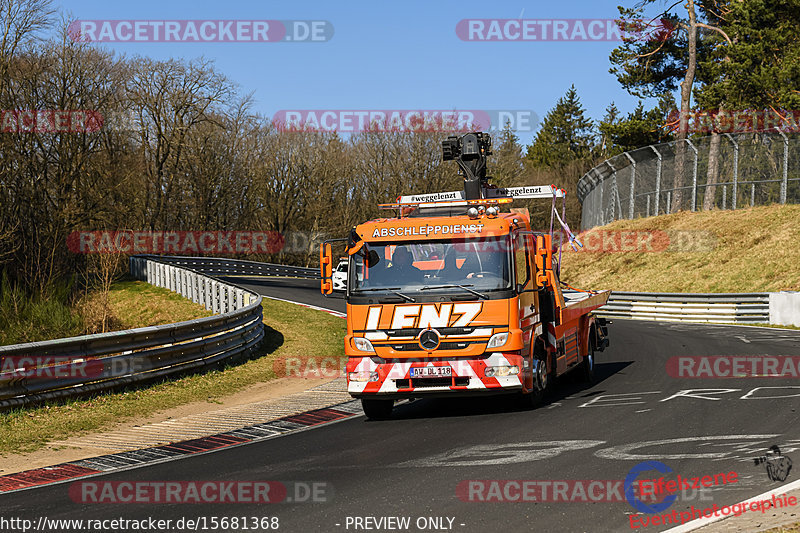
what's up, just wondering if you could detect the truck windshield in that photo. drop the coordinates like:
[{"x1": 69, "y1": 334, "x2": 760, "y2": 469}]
[{"x1": 351, "y1": 237, "x2": 512, "y2": 294}]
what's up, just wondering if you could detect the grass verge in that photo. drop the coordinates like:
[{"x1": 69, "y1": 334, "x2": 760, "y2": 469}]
[
  {"x1": 0, "y1": 298, "x2": 345, "y2": 455},
  {"x1": 0, "y1": 278, "x2": 213, "y2": 345},
  {"x1": 560, "y1": 204, "x2": 800, "y2": 293}
]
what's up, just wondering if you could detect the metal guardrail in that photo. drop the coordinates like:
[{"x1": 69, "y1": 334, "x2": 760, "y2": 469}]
[
  {"x1": 0, "y1": 256, "x2": 264, "y2": 409},
  {"x1": 148, "y1": 255, "x2": 319, "y2": 279},
  {"x1": 592, "y1": 291, "x2": 771, "y2": 324}
]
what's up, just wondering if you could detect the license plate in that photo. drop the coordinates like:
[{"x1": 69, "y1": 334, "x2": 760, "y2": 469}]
[{"x1": 410, "y1": 366, "x2": 452, "y2": 378}]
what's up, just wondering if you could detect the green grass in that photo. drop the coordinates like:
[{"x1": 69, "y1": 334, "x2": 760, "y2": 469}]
[
  {"x1": 0, "y1": 278, "x2": 213, "y2": 345},
  {"x1": 104, "y1": 280, "x2": 213, "y2": 326},
  {"x1": 561, "y1": 204, "x2": 800, "y2": 293},
  {"x1": 0, "y1": 275, "x2": 84, "y2": 346},
  {"x1": 0, "y1": 298, "x2": 345, "y2": 455}
]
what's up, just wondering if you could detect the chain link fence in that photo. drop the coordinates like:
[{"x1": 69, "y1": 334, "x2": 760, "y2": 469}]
[{"x1": 577, "y1": 131, "x2": 800, "y2": 229}]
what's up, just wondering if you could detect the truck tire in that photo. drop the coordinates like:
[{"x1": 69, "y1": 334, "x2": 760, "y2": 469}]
[
  {"x1": 519, "y1": 354, "x2": 550, "y2": 408},
  {"x1": 361, "y1": 398, "x2": 394, "y2": 420}
]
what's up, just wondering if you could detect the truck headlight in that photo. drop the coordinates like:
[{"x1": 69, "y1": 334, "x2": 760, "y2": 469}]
[
  {"x1": 484, "y1": 365, "x2": 519, "y2": 378},
  {"x1": 486, "y1": 332, "x2": 509, "y2": 349},
  {"x1": 352, "y1": 337, "x2": 375, "y2": 353},
  {"x1": 349, "y1": 371, "x2": 380, "y2": 382}
]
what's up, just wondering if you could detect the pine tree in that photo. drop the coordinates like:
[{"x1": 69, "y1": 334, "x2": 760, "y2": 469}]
[
  {"x1": 599, "y1": 95, "x2": 676, "y2": 156},
  {"x1": 526, "y1": 85, "x2": 595, "y2": 169},
  {"x1": 490, "y1": 121, "x2": 524, "y2": 187},
  {"x1": 697, "y1": 0, "x2": 800, "y2": 112},
  {"x1": 598, "y1": 102, "x2": 620, "y2": 157}
]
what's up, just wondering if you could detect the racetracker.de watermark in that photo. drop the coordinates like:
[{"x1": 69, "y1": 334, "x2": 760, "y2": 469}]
[
  {"x1": 456, "y1": 479, "x2": 714, "y2": 503},
  {"x1": 667, "y1": 109, "x2": 800, "y2": 134},
  {"x1": 273, "y1": 356, "x2": 347, "y2": 379},
  {"x1": 68, "y1": 20, "x2": 334, "y2": 43},
  {"x1": 456, "y1": 18, "x2": 674, "y2": 42},
  {"x1": 67, "y1": 231, "x2": 304, "y2": 254},
  {"x1": 0, "y1": 355, "x2": 192, "y2": 381},
  {"x1": 272, "y1": 110, "x2": 538, "y2": 133},
  {"x1": 69, "y1": 481, "x2": 330, "y2": 503},
  {"x1": 667, "y1": 356, "x2": 800, "y2": 378},
  {"x1": 1, "y1": 110, "x2": 102, "y2": 133},
  {"x1": 565, "y1": 230, "x2": 717, "y2": 253}
]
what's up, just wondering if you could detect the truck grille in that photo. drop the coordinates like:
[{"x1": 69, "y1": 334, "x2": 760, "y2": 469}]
[
  {"x1": 390, "y1": 341, "x2": 476, "y2": 351},
  {"x1": 394, "y1": 377, "x2": 470, "y2": 388}
]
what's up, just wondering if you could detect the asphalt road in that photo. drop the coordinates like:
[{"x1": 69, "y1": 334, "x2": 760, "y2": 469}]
[{"x1": 2, "y1": 277, "x2": 799, "y2": 533}]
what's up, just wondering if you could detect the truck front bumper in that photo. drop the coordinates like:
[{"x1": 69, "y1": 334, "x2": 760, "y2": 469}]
[{"x1": 346, "y1": 353, "x2": 528, "y2": 398}]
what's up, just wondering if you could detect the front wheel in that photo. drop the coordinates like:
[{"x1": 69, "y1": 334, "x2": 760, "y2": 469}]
[
  {"x1": 361, "y1": 398, "x2": 394, "y2": 420},
  {"x1": 519, "y1": 355, "x2": 550, "y2": 408}
]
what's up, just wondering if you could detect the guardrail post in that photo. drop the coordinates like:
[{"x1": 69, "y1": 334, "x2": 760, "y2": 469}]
[
  {"x1": 724, "y1": 133, "x2": 739, "y2": 209},
  {"x1": 776, "y1": 129, "x2": 789, "y2": 204},
  {"x1": 751, "y1": 184, "x2": 755, "y2": 207},
  {"x1": 722, "y1": 185, "x2": 727, "y2": 209},
  {"x1": 597, "y1": 173, "x2": 605, "y2": 226},
  {"x1": 686, "y1": 139, "x2": 698, "y2": 211},
  {"x1": 649, "y1": 145, "x2": 662, "y2": 215},
  {"x1": 228, "y1": 285, "x2": 235, "y2": 312}
]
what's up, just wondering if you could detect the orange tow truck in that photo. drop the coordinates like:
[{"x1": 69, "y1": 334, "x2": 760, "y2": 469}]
[{"x1": 320, "y1": 132, "x2": 610, "y2": 419}]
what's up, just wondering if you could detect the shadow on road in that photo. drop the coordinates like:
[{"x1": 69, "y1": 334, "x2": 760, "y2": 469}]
[{"x1": 377, "y1": 360, "x2": 634, "y2": 422}]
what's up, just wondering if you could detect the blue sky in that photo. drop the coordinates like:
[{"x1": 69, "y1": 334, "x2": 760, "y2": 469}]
[{"x1": 57, "y1": 0, "x2": 666, "y2": 146}]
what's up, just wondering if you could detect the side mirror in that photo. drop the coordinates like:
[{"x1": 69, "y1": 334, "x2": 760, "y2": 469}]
[
  {"x1": 320, "y1": 242, "x2": 333, "y2": 295},
  {"x1": 534, "y1": 234, "x2": 552, "y2": 288}
]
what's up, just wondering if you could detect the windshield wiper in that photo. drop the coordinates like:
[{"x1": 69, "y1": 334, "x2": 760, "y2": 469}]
[
  {"x1": 356, "y1": 287, "x2": 416, "y2": 302},
  {"x1": 420, "y1": 284, "x2": 487, "y2": 300}
]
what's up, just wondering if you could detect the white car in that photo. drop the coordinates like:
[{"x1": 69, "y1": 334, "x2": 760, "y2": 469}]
[{"x1": 332, "y1": 259, "x2": 347, "y2": 291}]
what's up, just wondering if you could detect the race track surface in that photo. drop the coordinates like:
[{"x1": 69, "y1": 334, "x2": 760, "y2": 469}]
[{"x1": 2, "y1": 276, "x2": 799, "y2": 533}]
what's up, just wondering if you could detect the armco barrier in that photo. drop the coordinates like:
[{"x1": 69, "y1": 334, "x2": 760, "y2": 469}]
[
  {"x1": 143, "y1": 255, "x2": 318, "y2": 279},
  {"x1": 0, "y1": 256, "x2": 264, "y2": 409},
  {"x1": 589, "y1": 291, "x2": 798, "y2": 325}
]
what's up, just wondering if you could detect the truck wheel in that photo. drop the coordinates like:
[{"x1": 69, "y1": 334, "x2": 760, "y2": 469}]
[
  {"x1": 579, "y1": 342, "x2": 596, "y2": 384},
  {"x1": 361, "y1": 398, "x2": 394, "y2": 420},
  {"x1": 519, "y1": 356, "x2": 550, "y2": 408}
]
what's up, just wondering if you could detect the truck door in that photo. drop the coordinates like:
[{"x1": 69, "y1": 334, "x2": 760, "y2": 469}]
[{"x1": 514, "y1": 232, "x2": 535, "y2": 353}]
